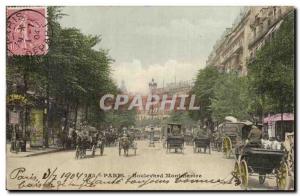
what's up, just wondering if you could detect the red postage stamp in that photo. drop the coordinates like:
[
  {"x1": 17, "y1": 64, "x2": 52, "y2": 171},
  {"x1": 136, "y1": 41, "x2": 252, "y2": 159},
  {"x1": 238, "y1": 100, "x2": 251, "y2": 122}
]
[{"x1": 6, "y1": 7, "x2": 48, "y2": 56}]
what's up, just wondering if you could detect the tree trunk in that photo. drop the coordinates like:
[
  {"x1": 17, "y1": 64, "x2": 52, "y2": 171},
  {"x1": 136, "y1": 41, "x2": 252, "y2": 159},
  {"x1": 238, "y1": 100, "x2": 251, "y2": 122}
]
[
  {"x1": 74, "y1": 102, "x2": 78, "y2": 129},
  {"x1": 63, "y1": 103, "x2": 70, "y2": 149},
  {"x1": 44, "y1": 57, "x2": 50, "y2": 148},
  {"x1": 23, "y1": 71, "x2": 28, "y2": 143},
  {"x1": 85, "y1": 104, "x2": 88, "y2": 121}
]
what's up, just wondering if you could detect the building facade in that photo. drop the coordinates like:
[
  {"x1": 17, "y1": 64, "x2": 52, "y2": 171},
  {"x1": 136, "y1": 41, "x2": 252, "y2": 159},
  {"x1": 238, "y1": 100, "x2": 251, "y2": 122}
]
[
  {"x1": 206, "y1": 6, "x2": 294, "y2": 75},
  {"x1": 136, "y1": 80, "x2": 194, "y2": 121}
]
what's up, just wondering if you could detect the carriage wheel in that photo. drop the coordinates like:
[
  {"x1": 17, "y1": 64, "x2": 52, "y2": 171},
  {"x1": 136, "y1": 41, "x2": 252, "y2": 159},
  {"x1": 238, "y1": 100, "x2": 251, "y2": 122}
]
[
  {"x1": 240, "y1": 160, "x2": 248, "y2": 189},
  {"x1": 259, "y1": 174, "x2": 266, "y2": 184},
  {"x1": 232, "y1": 161, "x2": 241, "y2": 184},
  {"x1": 276, "y1": 162, "x2": 289, "y2": 190},
  {"x1": 222, "y1": 137, "x2": 232, "y2": 159}
]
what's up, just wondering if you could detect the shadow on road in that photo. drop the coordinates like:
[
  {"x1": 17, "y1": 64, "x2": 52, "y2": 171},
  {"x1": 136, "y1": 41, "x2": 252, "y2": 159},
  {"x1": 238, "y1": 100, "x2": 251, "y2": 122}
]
[{"x1": 247, "y1": 176, "x2": 277, "y2": 190}]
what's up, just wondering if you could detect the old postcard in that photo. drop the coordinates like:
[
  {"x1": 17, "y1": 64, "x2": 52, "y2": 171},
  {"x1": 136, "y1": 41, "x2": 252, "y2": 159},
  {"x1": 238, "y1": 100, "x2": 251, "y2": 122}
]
[{"x1": 6, "y1": 6, "x2": 295, "y2": 191}]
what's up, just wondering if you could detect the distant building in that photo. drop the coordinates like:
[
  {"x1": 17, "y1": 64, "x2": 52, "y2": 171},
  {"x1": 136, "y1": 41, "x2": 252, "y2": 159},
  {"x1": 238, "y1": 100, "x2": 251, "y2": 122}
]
[
  {"x1": 206, "y1": 6, "x2": 294, "y2": 75},
  {"x1": 156, "y1": 80, "x2": 194, "y2": 96},
  {"x1": 136, "y1": 80, "x2": 194, "y2": 121},
  {"x1": 119, "y1": 80, "x2": 127, "y2": 93}
]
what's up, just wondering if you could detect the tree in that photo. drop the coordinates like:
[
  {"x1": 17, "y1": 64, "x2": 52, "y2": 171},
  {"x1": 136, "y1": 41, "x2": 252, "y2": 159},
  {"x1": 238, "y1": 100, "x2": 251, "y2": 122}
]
[
  {"x1": 169, "y1": 111, "x2": 197, "y2": 129},
  {"x1": 7, "y1": 7, "x2": 118, "y2": 146},
  {"x1": 210, "y1": 72, "x2": 251, "y2": 122},
  {"x1": 191, "y1": 66, "x2": 221, "y2": 126},
  {"x1": 247, "y1": 12, "x2": 295, "y2": 119}
]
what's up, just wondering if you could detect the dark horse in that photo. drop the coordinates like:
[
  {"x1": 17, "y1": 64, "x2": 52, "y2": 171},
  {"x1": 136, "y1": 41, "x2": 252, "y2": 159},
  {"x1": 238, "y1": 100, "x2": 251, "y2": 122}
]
[
  {"x1": 105, "y1": 131, "x2": 118, "y2": 147},
  {"x1": 97, "y1": 139, "x2": 105, "y2": 156},
  {"x1": 119, "y1": 137, "x2": 130, "y2": 156}
]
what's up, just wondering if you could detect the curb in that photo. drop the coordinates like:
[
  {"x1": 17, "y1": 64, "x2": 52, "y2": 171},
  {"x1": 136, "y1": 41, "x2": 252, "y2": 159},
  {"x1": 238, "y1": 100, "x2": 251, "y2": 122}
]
[{"x1": 24, "y1": 148, "x2": 64, "y2": 157}]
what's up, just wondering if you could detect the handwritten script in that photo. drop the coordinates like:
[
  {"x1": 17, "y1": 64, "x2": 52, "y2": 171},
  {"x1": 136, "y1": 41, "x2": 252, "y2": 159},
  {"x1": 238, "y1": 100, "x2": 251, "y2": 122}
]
[{"x1": 9, "y1": 167, "x2": 236, "y2": 190}]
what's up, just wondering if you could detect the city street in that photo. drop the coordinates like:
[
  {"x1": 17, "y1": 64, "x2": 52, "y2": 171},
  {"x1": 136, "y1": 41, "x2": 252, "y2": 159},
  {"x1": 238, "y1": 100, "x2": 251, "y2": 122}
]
[
  {"x1": 5, "y1": 5, "x2": 295, "y2": 192},
  {"x1": 7, "y1": 140, "x2": 278, "y2": 190}
]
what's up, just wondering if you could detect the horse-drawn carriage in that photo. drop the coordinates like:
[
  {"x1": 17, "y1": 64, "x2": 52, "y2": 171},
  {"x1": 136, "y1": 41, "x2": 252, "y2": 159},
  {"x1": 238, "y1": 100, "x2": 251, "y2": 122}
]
[
  {"x1": 75, "y1": 126, "x2": 105, "y2": 159},
  {"x1": 104, "y1": 130, "x2": 118, "y2": 146},
  {"x1": 148, "y1": 126, "x2": 161, "y2": 147},
  {"x1": 118, "y1": 133, "x2": 137, "y2": 156},
  {"x1": 217, "y1": 121, "x2": 252, "y2": 158},
  {"x1": 166, "y1": 123, "x2": 184, "y2": 153},
  {"x1": 233, "y1": 144, "x2": 290, "y2": 190},
  {"x1": 230, "y1": 118, "x2": 293, "y2": 190},
  {"x1": 193, "y1": 137, "x2": 211, "y2": 154}
]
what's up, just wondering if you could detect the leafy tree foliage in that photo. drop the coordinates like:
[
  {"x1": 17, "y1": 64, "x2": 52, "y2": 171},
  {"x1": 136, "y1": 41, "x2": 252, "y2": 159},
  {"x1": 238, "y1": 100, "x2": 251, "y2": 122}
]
[
  {"x1": 193, "y1": 12, "x2": 294, "y2": 125},
  {"x1": 169, "y1": 111, "x2": 197, "y2": 128},
  {"x1": 210, "y1": 72, "x2": 251, "y2": 122},
  {"x1": 190, "y1": 66, "x2": 221, "y2": 124},
  {"x1": 7, "y1": 7, "x2": 134, "y2": 145},
  {"x1": 247, "y1": 12, "x2": 294, "y2": 116}
]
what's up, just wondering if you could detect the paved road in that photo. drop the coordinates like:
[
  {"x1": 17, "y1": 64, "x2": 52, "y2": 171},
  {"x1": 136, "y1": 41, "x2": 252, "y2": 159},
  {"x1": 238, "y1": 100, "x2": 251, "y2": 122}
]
[{"x1": 7, "y1": 140, "x2": 279, "y2": 190}]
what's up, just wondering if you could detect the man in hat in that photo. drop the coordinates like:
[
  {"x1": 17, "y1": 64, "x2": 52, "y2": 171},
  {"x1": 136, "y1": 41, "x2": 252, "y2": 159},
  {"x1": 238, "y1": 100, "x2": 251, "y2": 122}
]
[{"x1": 247, "y1": 124, "x2": 262, "y2": 145}]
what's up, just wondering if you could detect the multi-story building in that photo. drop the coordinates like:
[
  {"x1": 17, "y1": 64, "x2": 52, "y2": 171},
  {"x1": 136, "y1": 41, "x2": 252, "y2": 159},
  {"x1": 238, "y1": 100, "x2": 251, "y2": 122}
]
[
  {"x1": 136, "y1": 80, "x2": 194, "y2": 121},
  {"x1": 206, "y1": 6, "x2": 294, "y2": 75},
  {"x1": 155, "y1": 80, "x2": 194, "y2": 96}
]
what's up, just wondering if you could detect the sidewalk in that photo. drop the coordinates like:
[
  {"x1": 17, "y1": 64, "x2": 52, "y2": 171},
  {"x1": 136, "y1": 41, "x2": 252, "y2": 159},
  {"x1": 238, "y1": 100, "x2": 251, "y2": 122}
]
[{"x1": 6, "y1": 143, "x2": 64, "y2": 158}]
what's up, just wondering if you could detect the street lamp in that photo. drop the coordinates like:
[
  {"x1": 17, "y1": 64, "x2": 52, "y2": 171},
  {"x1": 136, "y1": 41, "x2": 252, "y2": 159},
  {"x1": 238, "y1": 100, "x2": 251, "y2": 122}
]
[
  {"x1": 148, "y1": 79, "x2": 157, "y2": 148},
  {"x1": 148, "y1": 78, "x2": 157, "y2": 120}
]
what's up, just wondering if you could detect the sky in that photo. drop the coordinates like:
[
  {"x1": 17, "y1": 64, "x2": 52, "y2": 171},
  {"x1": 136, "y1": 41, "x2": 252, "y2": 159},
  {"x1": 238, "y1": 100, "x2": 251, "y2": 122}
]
[{"x1": 59, "y1": 6, "x2": 243, "y2": 94}]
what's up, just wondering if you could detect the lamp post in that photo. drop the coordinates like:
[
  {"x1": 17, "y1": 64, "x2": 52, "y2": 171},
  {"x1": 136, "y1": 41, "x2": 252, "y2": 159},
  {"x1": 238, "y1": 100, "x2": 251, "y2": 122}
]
[
  {"x1": 148, "y1": 78, "x2": 157, "y2": 120},
  {"x1": 148, "y1": 79, "x2": 157, "y2": 147}
]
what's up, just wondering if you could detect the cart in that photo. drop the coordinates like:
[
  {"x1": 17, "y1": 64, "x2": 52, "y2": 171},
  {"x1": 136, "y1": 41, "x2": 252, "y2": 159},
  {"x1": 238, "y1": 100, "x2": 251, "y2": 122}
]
[
  {"x1": 75, "y1": 139, "x2": 96, "y2": 159},
  {"x1": 119, "y1": 134, "x2": 137, "y2": 156},
  {"x1": 166, "y1": 123, "x2": 184, "y2": 153},
  {"x1": 193, "y1": 137, "x2": 211, "y2": 154},
  {"x1": 218, "y1": 121, "x2": 252, "y2": 158},
  {"x1": 233, "y1": 146, "x2": 289, "y2": 190}
]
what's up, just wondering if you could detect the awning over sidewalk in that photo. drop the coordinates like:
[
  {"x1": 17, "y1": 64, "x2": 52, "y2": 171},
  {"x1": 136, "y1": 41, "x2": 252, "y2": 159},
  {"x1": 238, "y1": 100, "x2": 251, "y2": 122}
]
[{"x1": 263, "y1": 113, "x2": 294, "y2": 123}]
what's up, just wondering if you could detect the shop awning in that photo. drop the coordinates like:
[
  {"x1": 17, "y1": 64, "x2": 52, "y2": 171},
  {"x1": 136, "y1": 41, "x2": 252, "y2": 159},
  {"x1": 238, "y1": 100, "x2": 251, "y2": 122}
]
[{"x1": 263, "y1": 113, "x2": 294, "y2": 123}]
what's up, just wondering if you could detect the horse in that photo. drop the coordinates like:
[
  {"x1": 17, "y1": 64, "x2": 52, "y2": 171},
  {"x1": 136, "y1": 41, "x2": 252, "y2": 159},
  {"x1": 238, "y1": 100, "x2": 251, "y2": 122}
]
[
  {"x1": 104, "y1": 131, "x2": 118, "y2": 147},
  {"x1": 119, "y1": 136, "x2": 130, "y2": 156},
  {"x1": 97, "y1": 137, "x2": 105, "y2": 156}
]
